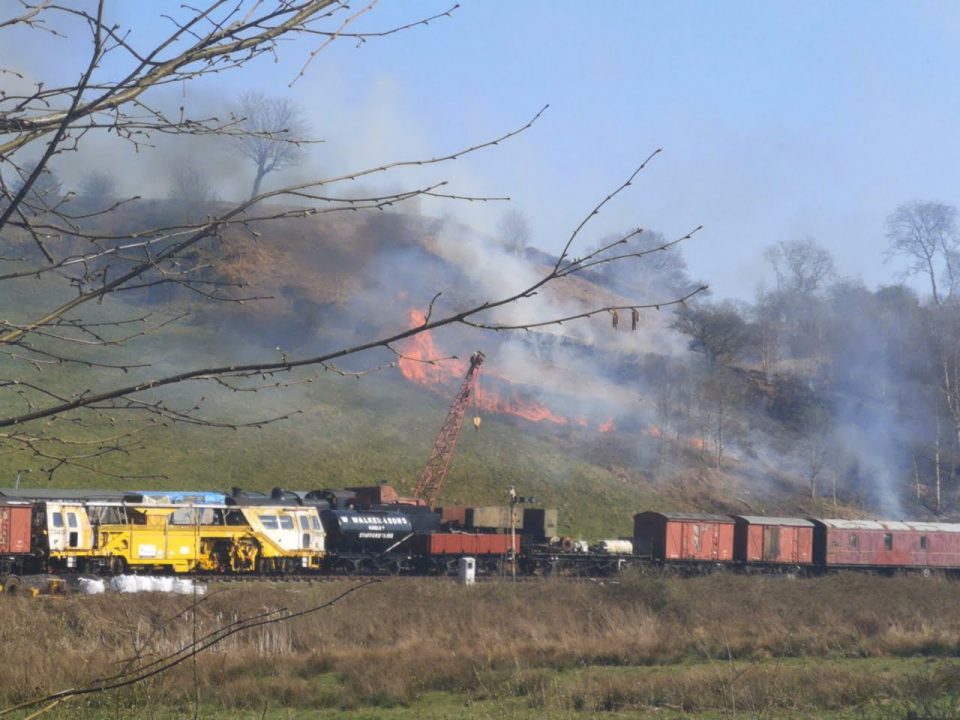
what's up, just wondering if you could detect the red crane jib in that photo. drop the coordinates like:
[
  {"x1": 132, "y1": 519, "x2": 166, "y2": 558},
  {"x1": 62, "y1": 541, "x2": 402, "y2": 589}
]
[{"x1": 413, "y1": 350, "x2": 485, "y2": 508}]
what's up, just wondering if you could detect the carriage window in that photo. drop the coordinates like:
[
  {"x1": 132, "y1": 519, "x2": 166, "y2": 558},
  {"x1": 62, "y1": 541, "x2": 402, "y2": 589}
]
[
  {"x1": 67, "y1": 513, "x2": 78, "y2": 528},
  {"x1": 279, "y1": 515, "x2": 294, "y2": 530},
  {"x1": 920, "y1": 536, "x2": 928, "y2": 550},
  {"x1": 311, "y1": 516, "x2": 321, "y2": 530},
  {"x1": 52, "y1": 512, "x2": 64, "y2": 528},
  {"x1": 849, "y1": 534, "x2": 858, "y2": 549},
  {"x1": 884, "y1": 533, "x2": 893, "y2": 551},
  {"x1": 260, "y1": 515, "x2": 279, "y2": 529}
]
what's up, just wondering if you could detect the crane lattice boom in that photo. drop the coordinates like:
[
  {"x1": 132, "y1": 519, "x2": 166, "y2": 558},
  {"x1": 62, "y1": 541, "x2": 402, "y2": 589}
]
[{"x1": 413, "y1": 350, "x2": 485, "y2": 509}]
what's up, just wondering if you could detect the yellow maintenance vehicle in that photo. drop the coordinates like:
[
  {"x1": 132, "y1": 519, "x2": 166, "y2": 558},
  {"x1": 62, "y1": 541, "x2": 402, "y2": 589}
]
[{"x1": 44, "y1": 496, "x2": 325, "y2": 575}]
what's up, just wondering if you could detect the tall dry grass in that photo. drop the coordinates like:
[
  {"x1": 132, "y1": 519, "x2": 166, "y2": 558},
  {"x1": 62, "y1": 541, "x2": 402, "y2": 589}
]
[{"x1": 1, "y1": 573, "x2": 959, "y2": 714}]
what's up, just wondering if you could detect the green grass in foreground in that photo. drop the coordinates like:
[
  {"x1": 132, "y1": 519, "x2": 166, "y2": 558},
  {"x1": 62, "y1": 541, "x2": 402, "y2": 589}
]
[
  {"x1": 29, "y1": 658, "x2": 960, "y2": 720},
  {"x1": 5, "y1": 575, "x2": 960, "y2": 719}
]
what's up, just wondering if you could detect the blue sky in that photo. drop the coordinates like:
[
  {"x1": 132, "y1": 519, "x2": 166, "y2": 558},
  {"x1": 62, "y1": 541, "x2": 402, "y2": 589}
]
[
  {"x1": 14, "y1": 1, "x2": 960, "y2": 300},
  {"x1": 269, "y1": 1, "x2": 960, "y2": 298}
]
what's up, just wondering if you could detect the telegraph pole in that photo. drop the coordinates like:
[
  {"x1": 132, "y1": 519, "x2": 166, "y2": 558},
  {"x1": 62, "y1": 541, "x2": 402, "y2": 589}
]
[
  {"x1": 507, "y1": 486, "x2": 536, "y2": 581},
  {"x1": 509, "y1": 486, "x2": 517, "y2": 580}
]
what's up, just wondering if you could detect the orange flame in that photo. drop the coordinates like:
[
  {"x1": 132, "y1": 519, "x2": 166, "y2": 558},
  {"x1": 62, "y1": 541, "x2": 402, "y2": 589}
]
[
  {"x1": 648, "y1": 426, "x2": 662, "y2": 438},
  {"x1": 399, "y1": 309, "x2": 568, "y2": 426},
  {"x1": 398, "y1": 310, "x2": 465, "y2": 384},
  {"x1": 599, "y1": 419, "x2": 615, "y2": 433},
  {"x1": 478, "y1": 391, "x2": 568, "y2": 426}
]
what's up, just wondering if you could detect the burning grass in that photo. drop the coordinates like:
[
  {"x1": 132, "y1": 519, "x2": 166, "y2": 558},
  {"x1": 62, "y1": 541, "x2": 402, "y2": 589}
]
[{"x1": 3, "y1": 573, "x2": 960, "y2": 718}]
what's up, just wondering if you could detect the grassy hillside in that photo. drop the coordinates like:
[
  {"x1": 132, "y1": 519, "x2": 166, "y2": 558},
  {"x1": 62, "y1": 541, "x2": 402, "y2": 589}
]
[
  {"x1": 0, "y1": 366, "x2": 682, "y2": 538},
  {"x1": 0, "y1": 210, "x2": 859, "y2": 536},
  {"x1": 0, "y1": 362, "x2": 839, "y2": 537}
]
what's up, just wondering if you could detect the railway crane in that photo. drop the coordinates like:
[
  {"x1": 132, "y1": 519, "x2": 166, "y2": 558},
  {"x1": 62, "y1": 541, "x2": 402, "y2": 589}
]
[{"x1": 413, "y1": 350, "x2": 485, "y2": 509}]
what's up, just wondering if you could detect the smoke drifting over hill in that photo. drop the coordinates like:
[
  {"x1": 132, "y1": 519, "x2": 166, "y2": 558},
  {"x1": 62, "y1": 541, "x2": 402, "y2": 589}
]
[{"x1": 9, "y1": 186, "x2": 938, "y2": 520}]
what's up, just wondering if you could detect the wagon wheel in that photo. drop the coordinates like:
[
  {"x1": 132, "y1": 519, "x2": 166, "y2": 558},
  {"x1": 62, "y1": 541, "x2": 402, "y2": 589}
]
[
  {"x1": 109, "y1": 556, "x2": 127, "y2": 576},
  {"x1": 586, "y1": 562, "x2": 607, "y2": 578},
  {"x1": 3, "y1": 575, "x2": 22, "y2": 595},
  {"x1": 657, "y1": 563, "x2": 677, "y2": 578}
]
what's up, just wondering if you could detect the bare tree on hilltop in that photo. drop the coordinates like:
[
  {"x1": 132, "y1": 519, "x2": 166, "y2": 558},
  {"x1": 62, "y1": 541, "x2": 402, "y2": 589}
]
[
  {"x1": 887, "y1": 201, "x2": 960, "y2": 495},
  {"x1": 886, "y1": 201, "x2": 960, "y2": 308},
  {"x1": 233, "y1": 91, "x2": 310, "y2": 198},
  {"x1": 765, "y1": 237, "x2": 835, "y2": 296},
  {"x1": 0, "y1": 1, "x2": 704, "y2": 479},
  {"x1": 498, "y1": 207, "x2": 532, "y2": 256}
]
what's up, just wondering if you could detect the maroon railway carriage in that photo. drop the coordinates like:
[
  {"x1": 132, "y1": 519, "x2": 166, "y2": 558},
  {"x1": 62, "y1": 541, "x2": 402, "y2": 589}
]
[
  {"x1": 0, "y1": 503, "x2": 36, "y2": 580},
  {"x1": 0, "y1": 504, "x2": 32, "y2": 555},
  {"x1": 732, "y1": 516, "x2": 813, "y2": 565},
  {"x1": 812, "y1": 519, "x2": 960, "y2": 570},
  {"x1": 634, "y1": 512, "x2": 734, "y2": 563}
]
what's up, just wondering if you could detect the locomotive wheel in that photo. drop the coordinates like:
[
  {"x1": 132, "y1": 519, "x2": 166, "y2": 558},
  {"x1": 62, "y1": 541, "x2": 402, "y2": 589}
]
[
  {"x1": 3, "y1": 575, "x2": 22, "y2": 595},
  {"x1": 375, "y1": 557, "x2": 401, "y2": 575}
]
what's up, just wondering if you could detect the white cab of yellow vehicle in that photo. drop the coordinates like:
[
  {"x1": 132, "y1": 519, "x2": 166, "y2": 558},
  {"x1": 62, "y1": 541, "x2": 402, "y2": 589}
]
[
  {"x1": 45, "y1": 502, "x2": 94, "y2": 552},
  {"x1": 243, "y1": 506, "x2": 325, "y2": 553}
]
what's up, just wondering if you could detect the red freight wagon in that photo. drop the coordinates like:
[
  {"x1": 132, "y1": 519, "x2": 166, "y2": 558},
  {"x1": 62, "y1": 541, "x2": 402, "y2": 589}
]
[
  {"x1": 733, "y1": 516, "x2": 814, "y2": 565},
  {"x1": 414, "y1": 532, "x2": 519, "y2": 557},
  {"x1": 0, "y1": 504, "x2": 32, "y2": 555},
  {"x1": 812, "y1": 519, "x2": 960, "y2": 569},
  {"x1": 634, "y1": 512, "x2": 734, "y2": 563}
]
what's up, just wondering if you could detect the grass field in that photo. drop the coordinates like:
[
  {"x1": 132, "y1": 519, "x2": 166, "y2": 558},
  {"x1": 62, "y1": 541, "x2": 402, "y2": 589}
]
[{"x1": 2, "y1": 573, "x2": 960, "y2": 719}]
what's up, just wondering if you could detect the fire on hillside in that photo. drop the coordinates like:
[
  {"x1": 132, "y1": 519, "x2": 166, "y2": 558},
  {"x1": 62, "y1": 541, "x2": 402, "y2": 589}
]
[{"x1": 397, "y1": 309, "x2": 573, "y2": 427}]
